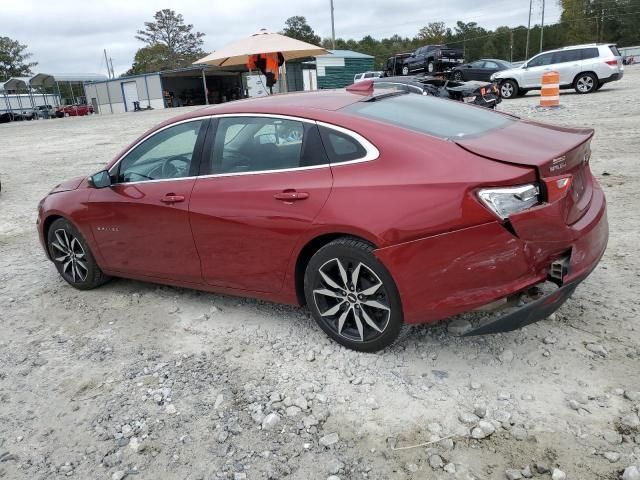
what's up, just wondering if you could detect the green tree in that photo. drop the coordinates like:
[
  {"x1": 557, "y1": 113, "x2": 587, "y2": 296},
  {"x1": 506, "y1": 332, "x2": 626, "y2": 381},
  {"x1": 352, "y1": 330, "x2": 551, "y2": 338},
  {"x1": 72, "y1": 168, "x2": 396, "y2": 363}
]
[
  {"x1": 282, "y1": 16, "x2": 321, "y2": 45},
  {"x1": 132, "y1": 8, "x2": 205, "y2": 73},
  {"x1": 126, "y1": 44, "x2": 176, "y2": 75},
  {"x1": 417, "y1": 22, "x2": 448, "y2": 44},
  {"x1": 0, "y1": 36, "x2": 37, "y2": 82}
]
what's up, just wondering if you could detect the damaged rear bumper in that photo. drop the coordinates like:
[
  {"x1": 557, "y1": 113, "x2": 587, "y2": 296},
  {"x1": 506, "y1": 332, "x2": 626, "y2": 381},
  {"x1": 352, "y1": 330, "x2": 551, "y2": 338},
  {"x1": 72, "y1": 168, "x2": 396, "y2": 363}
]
[{"x1": 461, "y1": 264, "x2": 592, "y2": 337}]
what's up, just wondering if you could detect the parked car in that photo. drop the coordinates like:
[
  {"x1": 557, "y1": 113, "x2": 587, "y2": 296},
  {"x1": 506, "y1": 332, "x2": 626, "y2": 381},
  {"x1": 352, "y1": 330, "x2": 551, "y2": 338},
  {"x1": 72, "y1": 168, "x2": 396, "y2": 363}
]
[
  {"x1": 34, "y1": 104, "x2": 55, "y2": 119},
  {"x1": 373, "y1": 76, "x2": 502, "y2": 109},
  {"x1": 0, "y1": 112, "x2": 16, "y2": 123},
  {"x1": 56, "y1": 104, "x2": 94, "y2": 117},
  {"x1": 354, "y1": 71, "x2": 383, "y2": 82},
  {"x1": 38, "y1": 88, "x2": 608, "y2": 352},
  {"x1": 0, "y1": 110, "x2": 34, "y2": 121},
  {"x1": 492, "y1": 43, "x2": 624, "y2": 99},
  {"x1": 400, "y1": 44, "x2": 465, "y2": 75},
  {"x1": 451, "y1": 59, "x2": 512, "y2": 81}
]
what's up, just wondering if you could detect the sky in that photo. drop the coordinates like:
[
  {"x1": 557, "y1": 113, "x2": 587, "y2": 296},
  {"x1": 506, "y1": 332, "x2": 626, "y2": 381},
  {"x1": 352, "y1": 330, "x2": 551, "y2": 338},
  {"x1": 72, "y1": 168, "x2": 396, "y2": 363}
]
[{"x1": 1, "y1": 0, "x2": 560, "y2": 77}]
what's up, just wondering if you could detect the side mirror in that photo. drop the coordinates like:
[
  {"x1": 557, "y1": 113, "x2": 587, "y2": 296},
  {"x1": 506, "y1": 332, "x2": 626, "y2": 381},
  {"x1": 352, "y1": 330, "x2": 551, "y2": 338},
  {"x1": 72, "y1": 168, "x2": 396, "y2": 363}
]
[
  {"x1": 522, "y1": 63, "x2": 528, "y2": 69},
  {"x1": 88, "y1": 170, "x2": 112, "y2": 188}
]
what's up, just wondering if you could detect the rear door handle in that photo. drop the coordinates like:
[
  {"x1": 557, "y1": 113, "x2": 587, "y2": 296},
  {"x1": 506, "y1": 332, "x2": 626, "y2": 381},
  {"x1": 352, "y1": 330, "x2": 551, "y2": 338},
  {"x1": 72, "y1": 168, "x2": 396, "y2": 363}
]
[
  {"x1": 274, "y1": 190, "x2": 309, "y2": 201},
  {"x1": 160, "y1": 194, "x2": 185, "y2": 204}
]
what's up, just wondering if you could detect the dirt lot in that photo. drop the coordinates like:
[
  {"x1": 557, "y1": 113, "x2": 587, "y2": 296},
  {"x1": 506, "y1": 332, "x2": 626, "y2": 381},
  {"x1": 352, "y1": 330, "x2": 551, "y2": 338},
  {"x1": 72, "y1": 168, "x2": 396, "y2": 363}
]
[{"x1": 1, "y1": 67, "x2": 639, "y2": 480}]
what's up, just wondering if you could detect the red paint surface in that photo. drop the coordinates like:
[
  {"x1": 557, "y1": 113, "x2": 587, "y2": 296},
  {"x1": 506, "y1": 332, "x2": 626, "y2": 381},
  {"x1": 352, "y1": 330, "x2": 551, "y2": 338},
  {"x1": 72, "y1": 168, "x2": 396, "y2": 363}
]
[{"x1": 38, "y1": 90, "x2": 608, "y2": 326}]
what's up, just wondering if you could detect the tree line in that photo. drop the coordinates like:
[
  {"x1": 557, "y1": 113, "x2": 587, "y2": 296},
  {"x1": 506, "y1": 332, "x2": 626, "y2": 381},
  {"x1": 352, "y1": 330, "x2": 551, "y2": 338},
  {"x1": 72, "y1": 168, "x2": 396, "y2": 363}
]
[{"x1": 2, "y1": 1, "x2": 640, "y2": 81}]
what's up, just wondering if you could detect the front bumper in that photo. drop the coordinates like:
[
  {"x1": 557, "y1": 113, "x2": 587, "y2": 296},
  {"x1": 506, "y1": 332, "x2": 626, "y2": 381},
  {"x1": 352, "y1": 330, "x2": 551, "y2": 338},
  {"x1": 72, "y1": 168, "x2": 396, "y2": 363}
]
[{"x1": 374, "y1": 181, "x2": 608, "y2": 327}]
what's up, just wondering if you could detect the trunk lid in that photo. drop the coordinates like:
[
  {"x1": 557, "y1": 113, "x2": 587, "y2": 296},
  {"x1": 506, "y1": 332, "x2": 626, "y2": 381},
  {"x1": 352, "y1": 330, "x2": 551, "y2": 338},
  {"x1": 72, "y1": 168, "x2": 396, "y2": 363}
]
[{"x1": 456, "y1": 120, "x2": 595, "y2": 224}]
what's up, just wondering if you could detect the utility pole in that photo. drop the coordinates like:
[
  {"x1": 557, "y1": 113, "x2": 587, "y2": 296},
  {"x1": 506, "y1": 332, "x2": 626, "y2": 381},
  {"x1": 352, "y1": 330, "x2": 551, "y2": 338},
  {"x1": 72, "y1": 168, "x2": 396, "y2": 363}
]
[
  {"x1": 540, "y1": 0, "x2": 545, "y2": 53},
  {"x1": 330, "y1": 0, "x2": 336, "y2": 49},
  {"x1": 510, "y1": 29, "x2": 514, "y2": 63},
  {"x1": 104, "y1": 49, "x2": 112, "y2": 79},
  {"x1": 109, "y1": 57, "x2": 115, "y2": 78},
  {"x1": 525, "y1": 0, "x2": 533, "y2": 61}
]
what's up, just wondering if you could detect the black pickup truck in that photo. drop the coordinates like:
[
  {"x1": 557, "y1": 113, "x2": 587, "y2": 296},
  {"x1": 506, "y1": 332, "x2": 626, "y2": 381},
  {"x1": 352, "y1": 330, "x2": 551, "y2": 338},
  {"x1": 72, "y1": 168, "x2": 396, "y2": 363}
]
[{"x1": 394, "y1": 44, "x2": 465, "y2": 75}]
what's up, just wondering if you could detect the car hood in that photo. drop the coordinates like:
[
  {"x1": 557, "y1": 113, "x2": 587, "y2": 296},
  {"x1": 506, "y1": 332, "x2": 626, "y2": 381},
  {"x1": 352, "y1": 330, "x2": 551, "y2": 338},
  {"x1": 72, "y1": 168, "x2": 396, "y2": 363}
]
[
  {"x1": 50, "y1": 176, "x2": 86, "y2": 194},
  {"x1": 493, "y1": 67, "x2": 522, "y2": 78}
]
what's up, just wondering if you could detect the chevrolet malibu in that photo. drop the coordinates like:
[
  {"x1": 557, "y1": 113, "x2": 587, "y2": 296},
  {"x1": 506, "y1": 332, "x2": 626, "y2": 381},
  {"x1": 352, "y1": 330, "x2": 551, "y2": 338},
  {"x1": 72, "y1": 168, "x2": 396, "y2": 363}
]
[{"x1": 37, "y1": 82, "x2": 608, "y2": 352}]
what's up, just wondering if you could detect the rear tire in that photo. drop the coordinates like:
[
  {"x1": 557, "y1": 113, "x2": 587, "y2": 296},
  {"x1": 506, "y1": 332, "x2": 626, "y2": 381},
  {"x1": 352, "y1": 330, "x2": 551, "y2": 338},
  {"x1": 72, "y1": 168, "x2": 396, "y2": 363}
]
[
  {"x1": 47, "y1": 218, "x2": 111, "y2": 290},
  {"x1": 574, "y1": 72, "x2": 597, "y2": 94},
  {"x1": 304, "y1": 237, "x2": 405, "y2": 352},
  {"x1": 500, "y1": 79, "x2": 518, "y2": 99}
]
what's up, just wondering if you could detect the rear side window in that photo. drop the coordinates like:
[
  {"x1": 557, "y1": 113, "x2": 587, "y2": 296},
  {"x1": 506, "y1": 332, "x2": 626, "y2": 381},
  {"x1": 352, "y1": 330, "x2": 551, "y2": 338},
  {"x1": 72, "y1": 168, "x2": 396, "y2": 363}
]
[
  {"x1": 582, "y1": 48, "x2": 599, "y2": 60},
  {"x1": 553, "y1": 50, "x2": 582, "y2": 63},
  {"x1": 609, "y1": 45, "x2": 621, "y2": 57},
  {"x1": 210, "y1": 117, "x2": 327, "y2": 174},
  {"x1": 345, "y1": 94, "x2": 513, "y2": 139},
  {"x1": 319, "y1": 126, "x2": 367, "y2": 163}
]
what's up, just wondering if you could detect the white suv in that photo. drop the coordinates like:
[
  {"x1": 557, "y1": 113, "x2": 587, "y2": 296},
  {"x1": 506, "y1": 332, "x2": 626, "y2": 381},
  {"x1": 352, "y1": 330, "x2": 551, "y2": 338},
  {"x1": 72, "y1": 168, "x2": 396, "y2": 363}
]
[
  {"x1": 492, "y1": 43, "x2": 624, "y2": 99},
  {"x1": 354, "y1": 71, "x2": 383, "y2": 82}
]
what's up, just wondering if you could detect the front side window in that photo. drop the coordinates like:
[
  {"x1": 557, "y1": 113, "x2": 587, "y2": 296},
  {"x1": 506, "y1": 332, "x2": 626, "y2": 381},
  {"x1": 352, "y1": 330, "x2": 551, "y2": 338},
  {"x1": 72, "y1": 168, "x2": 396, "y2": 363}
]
[
  {"x1": 527, "y1": 53, "x2": 553, "y2": 68},
  {"x1": 470, "y1": 61, "x2": 485, "y2": 68},
  {"x1": 117, "y1": 120, "x2": 203, "y2": 183},
  {"x1": 211, "y1": 117, "x2": 327, "y2": 174}
]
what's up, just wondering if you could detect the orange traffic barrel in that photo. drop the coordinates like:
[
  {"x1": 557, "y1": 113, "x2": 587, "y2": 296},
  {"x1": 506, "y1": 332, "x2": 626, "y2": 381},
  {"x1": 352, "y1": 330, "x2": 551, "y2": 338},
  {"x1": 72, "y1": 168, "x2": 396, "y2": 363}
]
[{"x1": 540, "y1": 71, "x2": 560, "y2": 107}]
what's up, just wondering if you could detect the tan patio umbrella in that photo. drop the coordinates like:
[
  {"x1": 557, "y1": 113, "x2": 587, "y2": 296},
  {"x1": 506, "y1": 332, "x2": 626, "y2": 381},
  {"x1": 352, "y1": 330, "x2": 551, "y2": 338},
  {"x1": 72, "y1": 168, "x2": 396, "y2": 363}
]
[{"x1": 194, "y1": 28, "x2": 329, "y2": 67}]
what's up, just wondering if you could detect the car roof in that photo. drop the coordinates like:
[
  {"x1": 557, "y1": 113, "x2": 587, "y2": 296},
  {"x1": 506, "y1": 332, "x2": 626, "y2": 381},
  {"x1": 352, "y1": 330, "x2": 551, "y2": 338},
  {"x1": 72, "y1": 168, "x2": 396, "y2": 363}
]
[{"x1": 165, "y1": 89, "x2": 372, "y2": 123}]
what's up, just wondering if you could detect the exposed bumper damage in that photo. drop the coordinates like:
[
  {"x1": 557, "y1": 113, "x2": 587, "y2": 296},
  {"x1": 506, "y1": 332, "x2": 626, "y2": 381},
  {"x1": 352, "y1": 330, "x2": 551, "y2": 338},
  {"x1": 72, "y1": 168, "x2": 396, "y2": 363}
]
[{"x1": 374, "y1": 181, "x2": 608, "y2": 331}]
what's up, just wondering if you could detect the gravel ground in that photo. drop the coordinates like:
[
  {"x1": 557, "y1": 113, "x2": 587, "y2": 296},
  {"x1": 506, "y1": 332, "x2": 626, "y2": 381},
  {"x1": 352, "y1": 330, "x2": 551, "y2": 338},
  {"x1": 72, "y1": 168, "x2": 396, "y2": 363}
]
[{"x1": 1, "y1": 67, "x2": 639, "y2": 480}]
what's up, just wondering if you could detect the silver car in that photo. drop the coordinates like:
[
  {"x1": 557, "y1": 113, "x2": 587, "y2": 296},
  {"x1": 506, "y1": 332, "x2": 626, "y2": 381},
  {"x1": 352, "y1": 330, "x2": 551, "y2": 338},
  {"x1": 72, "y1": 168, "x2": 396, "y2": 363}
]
[{"x1": 492, "y1": 43, "x2": 624, "y2": 99}]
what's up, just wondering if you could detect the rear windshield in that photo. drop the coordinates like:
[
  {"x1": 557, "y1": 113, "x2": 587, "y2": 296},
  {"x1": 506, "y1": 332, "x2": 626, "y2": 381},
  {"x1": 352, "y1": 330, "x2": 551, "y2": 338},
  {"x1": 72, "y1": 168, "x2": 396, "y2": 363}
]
[
  {"x1": 344, "y1": 94, "x2": 514, "y2": 139},
  {"x1": 609, "y1": 45, "x2": 621, "y2": 57}
]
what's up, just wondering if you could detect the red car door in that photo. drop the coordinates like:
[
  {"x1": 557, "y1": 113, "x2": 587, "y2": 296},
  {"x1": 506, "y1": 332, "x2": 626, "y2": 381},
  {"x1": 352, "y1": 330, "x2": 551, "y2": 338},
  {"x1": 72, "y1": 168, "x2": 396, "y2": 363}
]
[
  {"x1": 88, "y1": 119, "x2": 208, "y2": 282},
  {"x1": 189, "y1": 115, "x2": 332, "y2": 293}
]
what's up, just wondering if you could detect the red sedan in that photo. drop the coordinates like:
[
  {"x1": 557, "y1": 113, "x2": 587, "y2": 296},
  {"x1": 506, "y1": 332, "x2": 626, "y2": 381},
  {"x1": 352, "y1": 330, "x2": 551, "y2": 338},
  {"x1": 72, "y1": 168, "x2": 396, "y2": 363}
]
[
  {"x1": 55, "y1": 104, "x2": 94, "y2": 117},
  {"x1": 37, "y1": 82, "x2": 608, "y2": 351}
]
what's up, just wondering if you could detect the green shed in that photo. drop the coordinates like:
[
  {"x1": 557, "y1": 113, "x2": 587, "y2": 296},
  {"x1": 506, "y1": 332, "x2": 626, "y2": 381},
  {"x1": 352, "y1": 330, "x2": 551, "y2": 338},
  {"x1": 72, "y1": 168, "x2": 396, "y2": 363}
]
[{"x1": 315, "y1": 50, "x2": 374, "y2": 89}]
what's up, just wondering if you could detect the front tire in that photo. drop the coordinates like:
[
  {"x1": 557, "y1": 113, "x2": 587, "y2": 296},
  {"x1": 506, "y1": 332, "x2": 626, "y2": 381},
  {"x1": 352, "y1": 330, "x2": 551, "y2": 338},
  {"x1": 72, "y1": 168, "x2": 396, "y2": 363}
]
[
  {"x1": 47, "y1": 218, "x2": 110, "y2": 290},
  {"x1": 427, "y1": 61, "x2": 436, "y2": 74},
  {"x1": 401, "y1": 65, "x2": 409, "y2": 76},
  {"x1": 500, "y1": 79, "x2": 518, "y2": 99},
  {"x1": 304, "y1": 237, "x2": 405, "y2": 352},
  {"x1": 574, "y1": 72, "x2": 597, "y2": 94},
  {"x1": 453, "y1": 70, "x2": 464, "y2": 81}
]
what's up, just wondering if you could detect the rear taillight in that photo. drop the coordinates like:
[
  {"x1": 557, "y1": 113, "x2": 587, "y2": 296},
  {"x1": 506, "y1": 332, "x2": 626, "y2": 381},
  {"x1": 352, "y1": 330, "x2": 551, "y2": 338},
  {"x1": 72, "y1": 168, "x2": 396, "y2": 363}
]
[
  {"x1": 477, "y1": 184, "x2": 540, "y2": 220},
  {"x1": 543, "y1": 175, "x2": 573, "y2": 203},
  {"x1": 605, "y1": 60, "x2": 618, "y2": 66}
]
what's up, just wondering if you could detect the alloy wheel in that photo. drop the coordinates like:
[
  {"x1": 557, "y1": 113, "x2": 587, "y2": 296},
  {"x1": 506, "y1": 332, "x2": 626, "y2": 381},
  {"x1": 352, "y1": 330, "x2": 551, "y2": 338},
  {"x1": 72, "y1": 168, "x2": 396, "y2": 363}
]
[
  {"x1": 453, "y1": 71, "x2": 463, "y2": 81},
  {"x1": 576, "y1": 75, "x2": 594, "y2": 93},
  {"x1": 50, "y1": 228, "x2": 88, "y2": 282},
  {"x1": 312, "y1": 258, "x2": 391, "y2": 342},
  {"x1": 501, "y1": 82, "x2": 514, "y2": 98}
]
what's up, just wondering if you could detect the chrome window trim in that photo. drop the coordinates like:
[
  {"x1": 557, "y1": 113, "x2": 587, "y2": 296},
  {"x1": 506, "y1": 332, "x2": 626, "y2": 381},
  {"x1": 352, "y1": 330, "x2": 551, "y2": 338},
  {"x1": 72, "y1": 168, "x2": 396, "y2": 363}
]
[
  {"x1": 315, "y1": 120, "x2": 380, "y2": 164},
  {"x1": 107, "y1": 113, "x2": 379, "y2": 185}
]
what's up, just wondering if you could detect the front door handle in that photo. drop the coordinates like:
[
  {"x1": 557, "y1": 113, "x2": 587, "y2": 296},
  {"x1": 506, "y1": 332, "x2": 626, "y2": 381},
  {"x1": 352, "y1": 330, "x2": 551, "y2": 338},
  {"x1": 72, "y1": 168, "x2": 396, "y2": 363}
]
[
  {"x1": 274, "y1": 190, "x2": 309, "y2": 202},
  {"x1": 161, "y1": 194, "x2": 185, "y2": 204}
]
